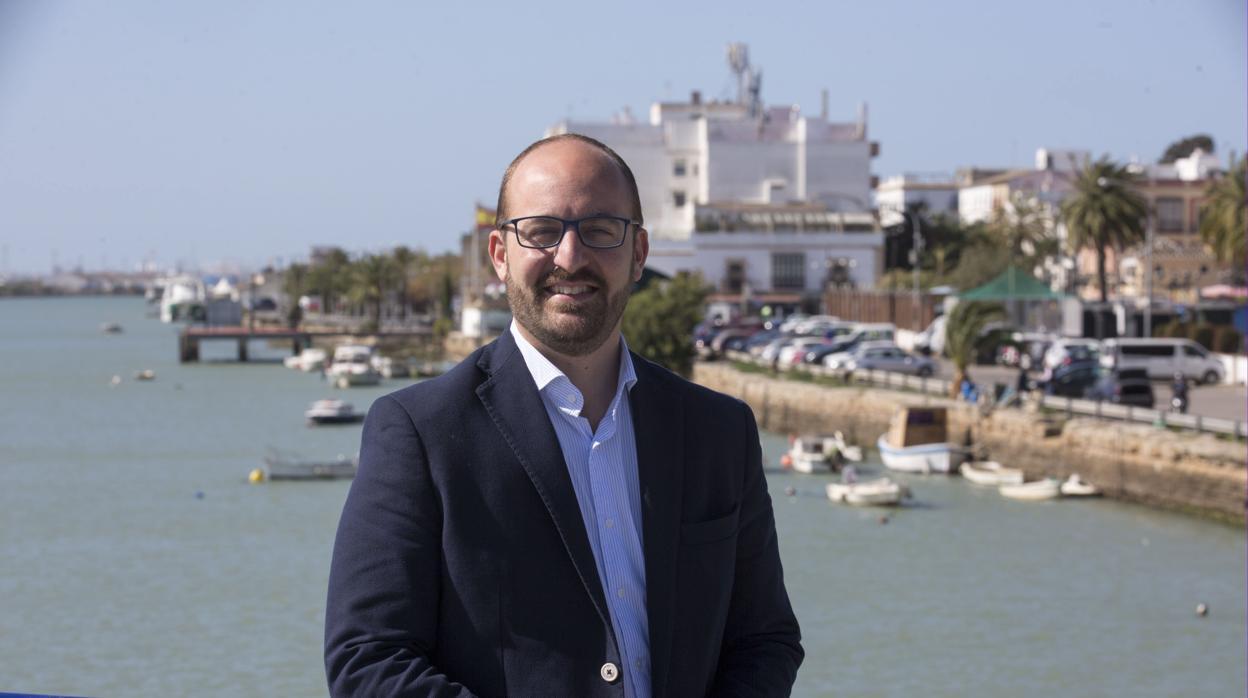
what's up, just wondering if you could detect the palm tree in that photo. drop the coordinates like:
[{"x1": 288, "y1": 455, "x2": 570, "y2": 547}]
[
  {"x1": 1199, "y1": 158, "x2": 1246, "y2": 275},
  {"x1": 281, "y1": 263, "x2": 308, "y2": 328},
  {"x1": 1060, "y1": 157, "x2": 1149, "y2": 303},
  {"x1": 349, "y1": 254, "x2": 399, "y2": 331},
  {"x1": 944, "y1": 301, "x2": 1006, "y2": 399},
  {"x1": 391, "y1": 245, "x2": 418, "y2": 322}
]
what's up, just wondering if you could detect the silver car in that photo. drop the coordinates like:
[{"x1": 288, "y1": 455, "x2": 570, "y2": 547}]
[{"x1": 843, "y1": 343, "x2": 936, "y2": 377}]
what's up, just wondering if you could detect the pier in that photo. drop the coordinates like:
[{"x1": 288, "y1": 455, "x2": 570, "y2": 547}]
[{"x1": 177, "y1": 325, "x2": 433, "y2": 363}]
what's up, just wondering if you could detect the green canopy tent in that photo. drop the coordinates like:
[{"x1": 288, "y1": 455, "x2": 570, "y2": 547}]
[
  {"x1": 957, "y1": 266, "x2": 1068, "y2": 332},
  {"x1": 958, "y1": 266, "x2": 1065, "y2": 301}
]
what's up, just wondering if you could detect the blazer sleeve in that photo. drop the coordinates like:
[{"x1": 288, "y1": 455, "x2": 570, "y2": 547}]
[
  {"x1": 710, "y1": 402, "x2": 804, "y2": 696},
  {"x1": 324, "y1": 395, "x2": 477, "y2": 697}
]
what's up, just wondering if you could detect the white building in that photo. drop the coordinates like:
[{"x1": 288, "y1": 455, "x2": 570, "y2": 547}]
[
  {"x1": 543, "y1": 46, "x2": 882, "y2": 306},
  {"x1": 874, "y1": 173, "x2": 959, "y2": 224}
]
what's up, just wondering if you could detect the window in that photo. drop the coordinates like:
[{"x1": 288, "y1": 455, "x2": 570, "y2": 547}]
[
  {"x1": 1121, "y1": 344, "x2": 1175, "y2": 357},
  {"x1": 771, "y1": 253, "x2": 806, "y2": 291},
  {"x1": 1183, "y1": 345, "x2": 1207, "y2": 358},
  {"x1": 724, "y1": 259, "x2": 746, "y2": 293},
  {"x1": 673, "y1": 159, "x2": 687, "y2": 177},
  {"x1": 673, "y1": 191, "x2": 687, "y2": 208},
  {"x1": 1156, "y1": 197, "x2": 1183, "y2": 232}
]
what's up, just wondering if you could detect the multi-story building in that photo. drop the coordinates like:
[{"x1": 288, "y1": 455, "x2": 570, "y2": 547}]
[
  {"x1": 874, "y1": 173, "x2": 959, "y2": 224},
  {"x1": 541, "y1": 45, "x2": 884, "y2": 312}
]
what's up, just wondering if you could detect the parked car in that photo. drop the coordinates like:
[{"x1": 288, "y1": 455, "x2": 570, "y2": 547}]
[
  {"x1": 844, "y1": 343, "x2": 936, "y2": 377},
  {"x1": 1042, "y1": 338, "x2": 1101, "y2": 375},
  {"x1": 801, "y1": 323, "x2": 895, "y2": 364},
  {"x1": 1084, "y1": 367, "x2": 1155, "y2": 408},
  {"x1": 1038, "y1": 359, "x2": 1101, "y2": 397},
  {"x1": 1100, "y1": 338, "x2": 1225, "y2": 384}
]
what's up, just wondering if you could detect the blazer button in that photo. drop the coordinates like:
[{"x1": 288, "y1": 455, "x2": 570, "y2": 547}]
[{"x1": 600, "y1": 662, "x2": 620, "y2": 683}]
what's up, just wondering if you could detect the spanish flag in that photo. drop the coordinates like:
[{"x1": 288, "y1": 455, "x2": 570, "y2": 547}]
[{"x1": 475, "y1": 204, "x2": 497, "y2": 231}]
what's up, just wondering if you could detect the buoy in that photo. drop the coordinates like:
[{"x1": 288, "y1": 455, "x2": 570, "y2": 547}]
[
  {"x1": 248, "y1": 468, "x2": 266, "y2": 484},
  {"x1": 1196, "y1": 603, "x2": 1208, "y2": 617},
  {"x1": 784, "y1": 486, "x2": 796, "y2": 497},
  {"x1": 878, "y1": 515, "x2": 890, "y2": 525},
  {"x1": 780, "y1": 454, "x2": 793, "y2": 469},
  {"x1": 109, "y1": 375, "x2": 122, "y2": 387}
]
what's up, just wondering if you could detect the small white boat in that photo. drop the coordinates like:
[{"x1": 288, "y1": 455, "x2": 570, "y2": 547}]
[
  {"x1": 305, "y1": 399, "x2": 365, "y2": 425},
  {"x1": 327, "y1": 345, "x2": 381, "y2": 387},
  {"x1": 877, "y1": 435, "x2": 954, "y2": 474},
  {"x1": 100, "y1": 322, "x2": 123, "y2": 334},
  {"x1": 1000, "y1": 478, "x2": 1062, "y2": 501},
  {"x1": 284, "y1": 347, "x2": 328, "y2": 372},
  {"x1": 959, "y1": 461, "x2": 1024, "y2": 486},
  {"x1": 826, "y1": 477, "x2": 905, "y2": 506},
  {"x1": 782, "y1": 432, "x2": 862, "y2": 474},
  {"x1": 372, "y1": 355, "x2": 411, "y2": 379},
  {"x1": 1060, "y1": 473, "x2": 1101, "y2": 497},
  {"x1": 134, "y1": 369, "x2": 156, "y2": 381}
]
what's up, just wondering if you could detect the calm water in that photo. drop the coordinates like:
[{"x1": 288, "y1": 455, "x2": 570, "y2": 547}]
[{"x1": 1, "y1": 297, "x2": 1244, "y2": 697}]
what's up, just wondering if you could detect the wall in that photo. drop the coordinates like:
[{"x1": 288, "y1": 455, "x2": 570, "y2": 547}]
[{"x1": 693, "y1": 363, "x2": 1247, "y2": 523}]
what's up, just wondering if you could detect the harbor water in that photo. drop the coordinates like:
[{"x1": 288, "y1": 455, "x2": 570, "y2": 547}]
[{"x1": 2, "y1": 297, "x2": 1244, "y2": 697}]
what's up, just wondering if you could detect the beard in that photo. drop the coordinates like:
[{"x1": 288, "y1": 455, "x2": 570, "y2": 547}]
[{"x1": 506, "y1": 262, "x2": 633, "y2": 358}]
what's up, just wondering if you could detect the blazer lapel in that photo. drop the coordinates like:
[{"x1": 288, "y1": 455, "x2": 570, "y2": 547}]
[
  {"x1": 474, "y1": 333, "x2": 613, "y2": 632},
  {"x1": 630, "y1": 357, "x2": 685, "y2": 697}
]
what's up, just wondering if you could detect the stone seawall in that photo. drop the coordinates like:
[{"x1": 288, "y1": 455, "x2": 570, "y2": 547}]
[{"x1": 694, "y1": 363, "x2": 1247, "y2": 524}]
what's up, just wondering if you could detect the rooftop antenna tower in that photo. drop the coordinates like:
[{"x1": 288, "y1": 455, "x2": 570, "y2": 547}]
[{"x1": 726, "y1": 42, "x2": 762, "y2": 118}]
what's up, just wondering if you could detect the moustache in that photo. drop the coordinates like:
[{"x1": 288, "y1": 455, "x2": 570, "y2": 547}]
[{"x1": 540, "y1": 269, "x2": 606, "y2": 289}]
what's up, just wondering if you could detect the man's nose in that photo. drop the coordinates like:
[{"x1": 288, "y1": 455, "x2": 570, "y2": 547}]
[{"x1": 551, "y1": 222, "x2": 590, "y2": 272}]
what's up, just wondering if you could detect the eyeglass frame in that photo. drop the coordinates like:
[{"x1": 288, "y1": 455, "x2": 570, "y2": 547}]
[{"x1": 498, "y1": 215, "x2": 642, "y2": 250}]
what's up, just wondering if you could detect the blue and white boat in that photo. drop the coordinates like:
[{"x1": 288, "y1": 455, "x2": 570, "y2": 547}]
[{"x1": 876, "y1": 435, "x2": 955, "y2": 474}]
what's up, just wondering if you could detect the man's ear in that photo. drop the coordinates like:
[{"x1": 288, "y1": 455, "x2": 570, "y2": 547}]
[
  {"x1": 488, "y1": 229, "x2": 508, "y2": 282},
  {"x1": 631, "y1": 227, "x2": 650, "y2": 282}
]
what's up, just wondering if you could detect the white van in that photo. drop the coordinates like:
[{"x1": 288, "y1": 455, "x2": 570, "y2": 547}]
[{"x1": 1099, "y1": 338, "x2": 1225, "y2": 384}]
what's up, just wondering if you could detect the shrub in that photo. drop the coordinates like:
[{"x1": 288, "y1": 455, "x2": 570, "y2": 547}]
[
  {"x1": 1214, "y1": 326, "x2": 1243, "y2": 354},
  {"x1": 1192, "y1": 323, "x2": 1216, "y2": 351}
]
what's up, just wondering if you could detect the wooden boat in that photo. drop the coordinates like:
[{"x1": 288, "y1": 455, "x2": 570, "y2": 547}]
[
  {"x1": 1059, "y1": 473, "x2": 1101, "y2": 497},
  {"x1": 959, "y1": 461, "x2": 1024, "y2": 486},
  {"x1": 255, "y1": 453, "x2": 358, "y2": 481},
  {"x1": 999, "y1": 477, "x2": 1062, "y2": 501},
  {"x1": 825, "y1": 477, "x2": 905, "y2": 506},
  {"x1": 878, "y1": 407, "x2": 955, "y2": 474}
]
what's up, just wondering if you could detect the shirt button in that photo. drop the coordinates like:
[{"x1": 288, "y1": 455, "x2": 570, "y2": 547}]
[
  {"x1": 616, "y1": 588, "x2": 626, "y2": 598},
  {"x1": 605, "y1": 518, "x2": 615, "y2": 528},
  {"x1": 600, "y1": 662, "x2": 620, "y2": 683}
]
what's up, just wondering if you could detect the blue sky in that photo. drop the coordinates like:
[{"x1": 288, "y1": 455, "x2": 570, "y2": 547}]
[{"x1": 0, "y1": 0, "x2": 1243, "y2": 275}]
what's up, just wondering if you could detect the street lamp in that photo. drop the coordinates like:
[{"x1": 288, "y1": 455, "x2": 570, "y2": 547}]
[{"x1": 882, "y1": 207, "x2": 924, "y2": 330}]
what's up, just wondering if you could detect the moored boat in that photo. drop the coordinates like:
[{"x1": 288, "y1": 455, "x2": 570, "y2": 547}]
[
  {"x1": 825, "y1": 477, "x2": 906, "y2": 506},
  {"x1": 253, "y1": 453, "x2": 358, "y2": 481},
  {"x1": 305, "y1": 399, "x2": 365, "y2": 425},
  {"x1": 959, "y1": 461, "x2": 1024, "y2": 486},
  {"x1": 327, "y1": 345, "x2": 381, "y2": 387},
  {"x1": 782, "y1": 432, "x2": 862, "y2": 474},
  {"x1": 285, "y1": 347, "x2": 328, "y2": 372},
  {"x1": 1059, "y1": 473, "x2": 1101, "y2": 497},
  {"x1": 878, "y1": 407, "x2": 956, "y2": 474},
  {"x1": 1000, "y1": 477, "x2": 1062, "y2": 501}
]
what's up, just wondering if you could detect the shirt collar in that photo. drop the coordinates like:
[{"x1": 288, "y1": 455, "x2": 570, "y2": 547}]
[{"x1": 509, "y1": 321, "x2": 638, "y2": 397}]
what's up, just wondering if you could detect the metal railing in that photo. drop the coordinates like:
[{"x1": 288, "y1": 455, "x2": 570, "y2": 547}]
[{"x1": 719, "y1": 350, "x2": 1246, "y2": 439}]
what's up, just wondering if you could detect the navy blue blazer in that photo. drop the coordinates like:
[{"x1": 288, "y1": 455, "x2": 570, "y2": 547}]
[{"x1": 325, "y1": 331, "x2": 802, "y2": 696}]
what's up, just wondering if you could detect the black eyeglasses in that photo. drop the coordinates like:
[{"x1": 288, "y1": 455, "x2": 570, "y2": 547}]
[{"x1": 500, "y1": 215, "x2": 639, "y2": 249}]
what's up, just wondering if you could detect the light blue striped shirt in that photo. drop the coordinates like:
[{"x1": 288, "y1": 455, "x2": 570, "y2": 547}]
[{"x1": 510, "y1": 323, "x2": 650, "y2": 698}]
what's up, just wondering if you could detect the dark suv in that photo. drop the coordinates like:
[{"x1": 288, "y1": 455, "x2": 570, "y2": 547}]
[{"x1": 1085, "y1": 368, "x2": 1155, "y2": 408}]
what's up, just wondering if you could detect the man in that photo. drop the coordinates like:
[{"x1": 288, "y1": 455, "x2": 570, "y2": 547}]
[{"x1": 325, "y1": 134, "x2": 803, "y2": 696}]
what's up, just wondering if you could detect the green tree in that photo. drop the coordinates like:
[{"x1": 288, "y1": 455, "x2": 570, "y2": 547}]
[
  {"x1": 622, "y1": 272, "x2": 710, "y2": 376},
  {"x1": 391, "y1": 245, "x2": 418, "y2": 321},
  {"x1": 943, "y1": 301, "x2": 1006, "y2": 398},
  {"x1": 307, "y1": 247, "x2": 351, "y2": 314},
  {"x1": 1060, "y1": 157, "x2": 1149, "y2": 303},
  {"x1": 348, "y1": 254, "x2": 399, "y2": 331},
  {"x1": 1160, "y1": 134, "x2": 1214, "y2": 164},
  {"x1": 281, "y1": 262, "x2": 309, "y2": 328},
  {"x1": 1199, "y1": 158, "x2": 1246, "y2": 275},
  {"x1": 987, "y1": 192, "x2": 1059, "y2": 266}
]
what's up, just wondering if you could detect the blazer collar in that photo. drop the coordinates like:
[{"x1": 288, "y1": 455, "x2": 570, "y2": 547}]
[{"x1": 474, "y1": 332, "x2": 614, "y2": 633}]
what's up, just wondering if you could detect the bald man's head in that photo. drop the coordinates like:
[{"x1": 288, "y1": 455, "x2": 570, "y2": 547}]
[{"x1": 494, "y1": 134, "x2": 643, "y2": 226}]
